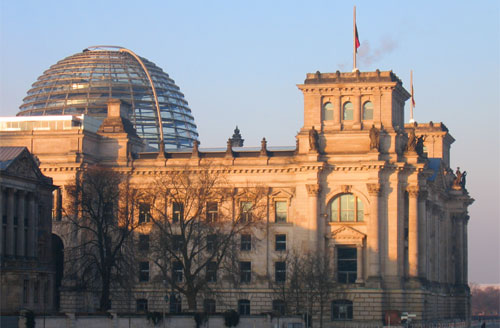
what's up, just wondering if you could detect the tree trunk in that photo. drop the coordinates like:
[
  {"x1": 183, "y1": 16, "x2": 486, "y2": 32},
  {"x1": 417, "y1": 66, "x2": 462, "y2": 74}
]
[
  {"x1": 187, "y1": 292, "x2": 197, "y2": 311},
  {"x1": 100, "y1": 277, "x2": 111, "y2": 311}
]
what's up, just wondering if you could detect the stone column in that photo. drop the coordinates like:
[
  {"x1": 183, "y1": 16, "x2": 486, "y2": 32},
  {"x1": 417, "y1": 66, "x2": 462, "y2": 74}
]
[
  {"x1": 463, "y1": 217, "x2": 469, "y2": 284},
  {"x1": 407, "y1": 186, "x2": 419, "y2": 278},
  {"x1": 333, "y1": 95, "x2": 341, "y2": 130},
  {"x1": 356, "y1": 244, "x2": 364, "y2": 283},
  {"x1": 28, "y1": 193, "x2": 36, "y2": 258},
  {"x1": 366, "y1": 183, "x2": 381, "y2": 279},
  {"x1": 418, "y1": 190, "x2": 427, "y2": 279},
  {"x1": 306, "y1": 184, "x2": 321, "y2": 252},
  {"x1": 6, "y1": 188, "x2": 15, "y2": 256},
  {"x1": 456, "y1": 215, "x2": 464, "y2": 284},
  {"x1": 17, "y1": 191, "x2": 26, "y2": 257}
]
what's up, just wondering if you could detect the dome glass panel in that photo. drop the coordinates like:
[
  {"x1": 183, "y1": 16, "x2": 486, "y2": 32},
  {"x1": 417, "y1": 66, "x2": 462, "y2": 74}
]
[{"x1": 18, "y1": 46, "x2": 199, "y2": 150}]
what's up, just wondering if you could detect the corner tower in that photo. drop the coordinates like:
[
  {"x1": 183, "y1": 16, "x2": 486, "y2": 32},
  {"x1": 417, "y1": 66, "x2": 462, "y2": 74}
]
[{"x1": 296, "y1": 70, "x2": 410, "y2": 157}]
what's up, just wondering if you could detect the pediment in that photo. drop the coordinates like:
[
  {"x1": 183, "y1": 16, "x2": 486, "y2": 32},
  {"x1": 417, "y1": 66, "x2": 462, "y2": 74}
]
[
  {"x1": 331, "y1": 226, "x2": 366, "y2": 244},
  {"x1": 270, "y1": 187, "x2": 295, "y2": 199},
  {"x1": 6, "y1": 153, "x2": 42, "y2": 180}
]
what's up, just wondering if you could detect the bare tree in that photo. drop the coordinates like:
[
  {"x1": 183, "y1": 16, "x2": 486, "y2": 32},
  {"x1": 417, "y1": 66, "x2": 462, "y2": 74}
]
[
  {"x1": 271, "y1": 250, "x2": 336, "y2": 327},
  {"x1": 146, "y1": 166, "x2": 267, "y2": 311},
  {"x1": 65, "y1": 166, "x2": 139, "y2": 311}
]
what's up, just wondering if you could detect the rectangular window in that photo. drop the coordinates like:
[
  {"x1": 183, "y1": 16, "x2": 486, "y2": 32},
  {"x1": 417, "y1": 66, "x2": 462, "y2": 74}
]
[
  {"x1": 275, "y1": 234, "x2": 286, "y2": 251},
  {"x1": 169, "y1": 294, "x2": 182, "y2": 313},
  {"x1": 239, "y1": 201, "x2": 253, "y2": 223},
  {"x1": 138, "y1": 234, "x2": 150, "y2": 252},
  {"x1": 206, "y1": 202, "x2": 218, "y2": 222},
  {"x1": 337, "y1": 247, "x2": 357, "y2": 284},
  {"x1": 240, "y1": 261, "x2": 251, "y2": 283},
  {"x1": 331, "y1": 300, "x2": 353, "y2": 320},
  {"x1": 203, "y1": 299, "x2": 216, "y2": 313},
  {"x1": 206, "y1": 261, "x2": 217, "y2": 282},
  {"x1": 173, "y1": 261, "x2": 183, "y2": 282},
  {"x1": 138, "y1": 203, "x2": 151, "y2": 223},
  {"x1": 23, "y1": 279, "x2": 29, "y2": 304},
  {"x1": 43, "y1": 281, "x2": 49, "y2": 304},
  {"x1": 240, "y1": 234, "x2": 251, "y2": 251},
  {"x1": 136, "y1": 298, "x2": 148, "y2": 312},
  {"x1": 139, "y1": 262, "x2": 149, "y2": 282},
  {"x1": 275, "y1": 261, "x2": 286, "y2": 282},
  {"x1": 275, "y1": 201, "x2": 287, "y2": 223},
  {"x1": 34, "y1": 280, "x2": 39, "y2": 304},
  {"x1": 238, "y1": 299, "x2": 251, "y2": 315},
  {"x1": 172, "y1": 235, "x2": 184, "y2": 252},
  {"x1": 272, "y1": 300, "x2": 286, "y2": 315},
  {"x1": 173, "y1": 202, "x2": 184, "y2": 222},
  {"x1": 207, "y1": 234, "x2": 216, "y2": 252}
]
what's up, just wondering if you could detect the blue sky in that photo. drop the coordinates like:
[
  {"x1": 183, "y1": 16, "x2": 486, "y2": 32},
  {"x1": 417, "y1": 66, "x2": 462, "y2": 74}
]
[{"x1": 1, "y1": 0, "x2": 499, "y2": 283}]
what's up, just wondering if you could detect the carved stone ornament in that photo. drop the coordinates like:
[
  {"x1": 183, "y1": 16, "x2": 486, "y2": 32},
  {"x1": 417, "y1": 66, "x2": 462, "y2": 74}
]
[
  {"x1": 406, "y1": 185, "x2": 419, "y2": 197},
  {"x1": 341, "y1": 185, "x2": 352, "y2": 193},
  {"x1": 306, "y1": 184, "x2": 320, "y2": 196},
  {"x1": 366, "y1": 183, "x2": 381, "y2": 196},
  {"x1": 331, "y1": 225, "x2": 366, "y2": 246}
]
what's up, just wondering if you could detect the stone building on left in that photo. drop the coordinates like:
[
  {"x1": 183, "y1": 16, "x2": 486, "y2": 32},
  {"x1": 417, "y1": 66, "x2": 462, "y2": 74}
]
[{"x1": 0, "y1": 147, "x2": 58, "y2": 313}]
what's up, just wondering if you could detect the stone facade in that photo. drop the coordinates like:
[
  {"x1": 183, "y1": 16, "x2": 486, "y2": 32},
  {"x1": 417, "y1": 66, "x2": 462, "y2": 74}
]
[
  {"x1": 0, "y1": 147, "x2": 57, "y2": 313},
  {"x1": 0, "y1": 70, "x2": 473, "y2": 325}
]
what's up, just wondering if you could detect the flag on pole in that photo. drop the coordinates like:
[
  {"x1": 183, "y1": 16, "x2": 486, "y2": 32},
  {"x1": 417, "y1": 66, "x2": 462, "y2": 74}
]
[
  {"x1": 411, "y1": 75, "x2": 415, "y2": 107},
  {"x1": 355, "y1": 25, "x2": 360, "y2": 53}
]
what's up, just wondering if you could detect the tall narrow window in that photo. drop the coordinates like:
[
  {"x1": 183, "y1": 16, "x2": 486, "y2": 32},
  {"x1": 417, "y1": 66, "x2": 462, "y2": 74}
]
[
  {"x1": 206, "y1": 234, "x2": 217, "y2": 252},
  {"x1": 239, "y1": 201, "x2": 253, "y2": 223},
  {"x1": 34, "y1": 280, "x2": 39, "y2": 304},
  {"x1": 363, "y1": 101, "x2": 373, "y2": 120},
  {"x1": 138, "y1": 203, "x2": 150, "y2": 223},
  {"x1": 169, "y1": 294, "x2": 182, "y2": 313},
  {"x1": 206, "y1": 202, "x2": 218, "y2": 222},
  {"x1": 330, "y1": 194, "x2": 364, "y2": 222},
  {"x1": 23, "y1": 279, "x2": 29, "y2": 304},
  {"x1": 172, "y1": 235, "x2": 184, "y2": 252},
  {"x1": 173, "y1": 261, "x2": 183, "y2": 282},
  {"x1": 337, "y1": 247, "x2": 357, "y2": 283},
  {"x1": 139, "y1": 262, "x2": 149, "y2": 282},
  {"x1": 138, "y1": 234, "x2": 150, "y2": 252},
  {"x1": 240, "y1": 234, "x2": 251, "y2": 251},
  {"x1": 173, "y1": 202, "x2": 184, "y2": 222},
  {"x1": 272, "y1": 300, "x2": 286, "y2": 315},
  {"x1": 275, "y1": 201, "x2": 287, "y2": 223},
  {"x1": 136, "y1": 298, "x2": 148, "y2": 312},
  {"x1": 343, "y1": 102, "x2": 353, "y2": 120},
  {"x1": 238, "y1": 299, "x2": 251, "y2": 315},
  {"x1": 275, "y1": 234, "x2": 286, "y2": 251},
  {"x1": 275, "y1": 261, "x2": 286, "y2": 282},
  {"x1": 323, "y1": 102, "x2": 334, "y2": 121},
  {"x1": 240, "y1": 261, "x2": 251, "y2": 283},
  {"x1": 204, "y1": 299, "x2": 216, "y2": 313},
  {"x1": 206, "y1": 261, "x2": 217, "y2": 282}
]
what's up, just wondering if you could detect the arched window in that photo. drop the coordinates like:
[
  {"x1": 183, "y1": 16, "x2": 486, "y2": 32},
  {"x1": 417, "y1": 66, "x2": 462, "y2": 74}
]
[
  {"x1": 363, "y1": 101, "x2": 373, "y2": 120},
  {"x1": 323, "y1": 102, "x2": 334, "y2": 121},
  {"x1": 330, "y1": 194, "x2": 364, "y2": 222},
  {"x1": 343, "y1": 102, "x2": 353, "y2": 120}
]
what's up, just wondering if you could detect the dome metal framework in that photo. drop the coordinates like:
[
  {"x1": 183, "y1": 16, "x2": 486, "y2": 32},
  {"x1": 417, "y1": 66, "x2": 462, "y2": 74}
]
[{"x1": 18, "y1": 46, "x2": 199, "y2": 149}]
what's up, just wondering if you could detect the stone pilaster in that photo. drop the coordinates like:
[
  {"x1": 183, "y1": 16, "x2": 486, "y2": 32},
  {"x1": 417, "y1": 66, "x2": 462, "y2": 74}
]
[
  {"x1": 366, "y1": 183, "x2": 381, "y2": 281},
  {"x1": 356, "y1": 244, "x2": 364, "y2": 283},
  {"x1": 353, "y1": 94, "x2": 362, "y2": 129},
  {"x1": 306, "y1": 184, "x2": 321, "y2": 252},
  {"x1": 17, "y1": 190, "x2": 26, "y2": 257},
  {"x1": 28, "y1": 193, "x2": 36, "y2": 258},
  {"x1": 6, "y1": 188, "x2": 15, "y2": 256},
  {"x1": 407, "y1": 185, "x2": 419, "y2": 279},
  {"x1": 418, "y1": 189, "x2": 427, "y2": 279},
  {"x1": 456, "y1": 215, "x2": 464, "y2": 284}
]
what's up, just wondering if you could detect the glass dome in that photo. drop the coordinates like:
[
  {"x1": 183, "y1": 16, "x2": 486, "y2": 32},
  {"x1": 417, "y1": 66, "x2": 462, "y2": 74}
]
[{"x1": 18, "y1": 46, "x2": 199, "y2": 150}]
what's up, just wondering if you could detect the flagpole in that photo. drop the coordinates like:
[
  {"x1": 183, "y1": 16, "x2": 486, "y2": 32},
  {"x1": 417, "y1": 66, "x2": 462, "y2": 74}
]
[
  {"x1": 353, "y1": 6, "x2": 357, "y2": 71},
  {"x1": 410, "y1": 70, "x2": 415, "y2": 123}
]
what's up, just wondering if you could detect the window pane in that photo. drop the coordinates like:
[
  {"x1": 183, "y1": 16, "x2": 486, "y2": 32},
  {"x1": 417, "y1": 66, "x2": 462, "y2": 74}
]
[
  {"x1": 343, "y1": 102, "x2": 353, "y2": 120},
  {"x1": 357, "y1": 198, "x2": 364, "y2": 221},
  {"x1": 331, "y1": 198, "x2": 338, "y2": 221},
  {"x1": 363, "y1": 101, "x2": 373, "y2": 120},
  {"x1": 323, "y1": 102, "x2": 334, "y2": 121},
  {"x1": 275, "y1": 201, "x2": 287, "y2": 223}
]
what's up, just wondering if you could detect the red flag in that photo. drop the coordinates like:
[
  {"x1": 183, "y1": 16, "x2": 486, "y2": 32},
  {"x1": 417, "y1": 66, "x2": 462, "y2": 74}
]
[
  {"x1": 411, "y1": 82, "x2": 416, "y2": 107},
  {"x1": 355, "y1": 24, "x2": 360, "y2": 52}
]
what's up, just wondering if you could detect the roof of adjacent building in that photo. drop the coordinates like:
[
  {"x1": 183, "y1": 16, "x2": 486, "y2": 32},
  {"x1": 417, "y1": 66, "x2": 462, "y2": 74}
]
[{"x1": 0, "y1": 146, "x2": 27, "y2": 170}]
